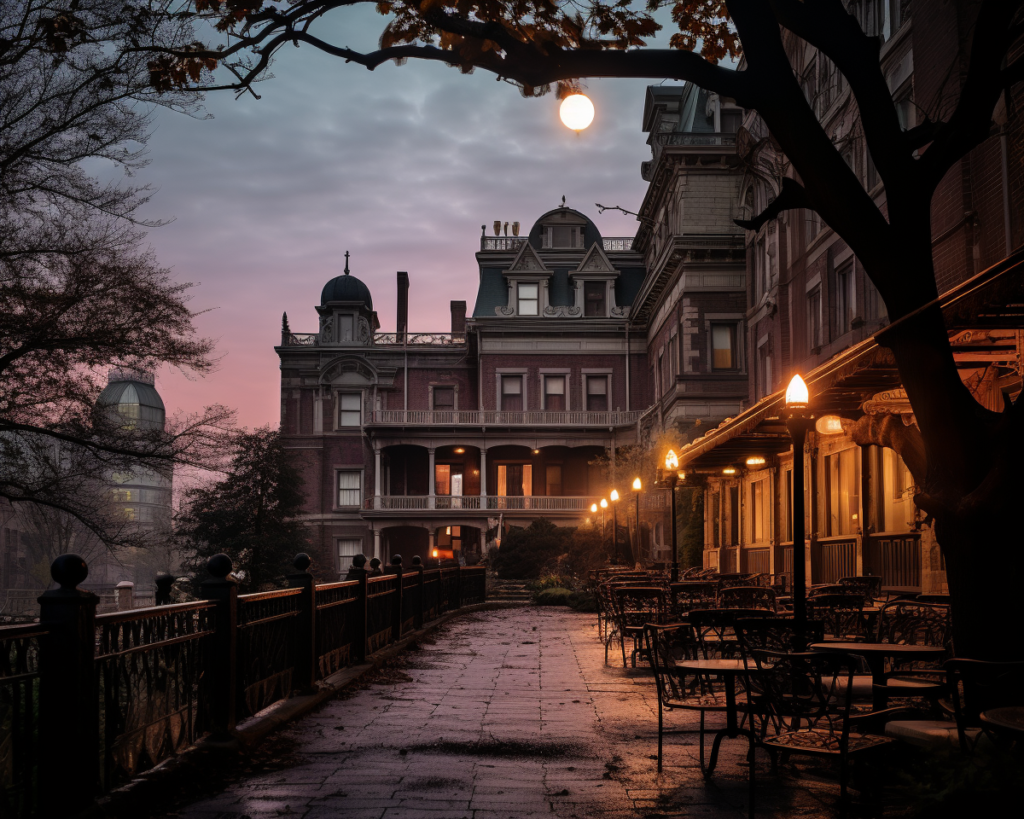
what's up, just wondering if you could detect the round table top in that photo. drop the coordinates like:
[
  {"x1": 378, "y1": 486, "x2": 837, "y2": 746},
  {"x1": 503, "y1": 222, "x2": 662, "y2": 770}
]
[
  {"x1": 810, "y1": 642, "x2": 945, "y2": 656},
  {"x1": 676, "y1": 658, "x2": 754, "y2": 673},
  {"x1": 980, "y1": 706, "x2": 1024, "y2": 737}
]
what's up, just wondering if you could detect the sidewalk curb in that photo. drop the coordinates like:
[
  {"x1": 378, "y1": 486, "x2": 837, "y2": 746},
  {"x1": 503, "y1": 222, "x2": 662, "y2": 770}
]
[{"x1": 91, "y1": 600, "x2": 529, "y2": 817}]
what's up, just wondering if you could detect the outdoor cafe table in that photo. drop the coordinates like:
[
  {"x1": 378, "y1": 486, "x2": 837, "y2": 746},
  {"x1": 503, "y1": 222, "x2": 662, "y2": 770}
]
[
  {"x1": 675, "y1": 657, "x2": 758, "y2": 777},
  {"x1": 810, "y1": 642, "x2": 945, "y2": 710},
  {"x1": 980, "y1": 706, "x2": 1024, "y2": 742}
]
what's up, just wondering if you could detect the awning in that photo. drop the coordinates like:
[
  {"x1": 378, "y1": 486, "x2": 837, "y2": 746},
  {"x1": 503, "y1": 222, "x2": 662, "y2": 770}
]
[{"x1": 679, "y1": 247, "x2": 1024, "y2": 470}]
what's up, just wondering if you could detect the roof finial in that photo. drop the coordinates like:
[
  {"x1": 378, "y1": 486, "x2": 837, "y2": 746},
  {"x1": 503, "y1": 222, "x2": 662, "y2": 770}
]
[
  {"x1": 561, "y1": 195, "x2": 566, "y2": 207},
  {"x1": 344, "y1": 250, "x2": 350, "y2": 275}
]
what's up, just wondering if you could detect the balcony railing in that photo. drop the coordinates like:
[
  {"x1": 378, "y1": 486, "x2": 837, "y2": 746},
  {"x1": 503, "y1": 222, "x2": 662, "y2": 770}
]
[
  {"x1": 281, "y1": 332, "x2": 466, "y2": 347},
  {"x1": 479, "y1": 237, "x2": 634, "y2": 252},
  {"x1": 653, "y1": 132, "x2": 738, "y2": 148},
  {"x1": 369, "y1": 409, "x2": 641, "y2": 427},
  {"x1": 364, "y1": 495, "x2": 602, "y2": 512}
]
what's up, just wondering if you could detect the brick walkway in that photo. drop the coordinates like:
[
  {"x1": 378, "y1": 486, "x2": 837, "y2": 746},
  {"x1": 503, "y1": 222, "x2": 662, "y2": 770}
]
[{"x1": 161, "y1": 608, "x2": 844, "y2": 818}]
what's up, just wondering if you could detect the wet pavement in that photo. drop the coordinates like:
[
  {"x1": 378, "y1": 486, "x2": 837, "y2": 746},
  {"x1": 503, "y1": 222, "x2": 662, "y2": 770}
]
[{"x1": 157, "y1": 608, "x2": 851, "y2": 818}]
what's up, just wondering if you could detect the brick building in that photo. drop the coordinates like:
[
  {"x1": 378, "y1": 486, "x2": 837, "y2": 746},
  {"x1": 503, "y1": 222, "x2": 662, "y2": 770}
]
[
  {"x1": 276, "y1": 207, "x2": 660, "y2": 574},
  {"x1": 671, "y1": 0, "x2": 1024, "y2": 593}
]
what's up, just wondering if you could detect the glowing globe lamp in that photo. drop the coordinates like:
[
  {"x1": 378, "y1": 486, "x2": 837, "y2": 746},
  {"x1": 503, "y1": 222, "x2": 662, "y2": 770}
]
[
  {"x1": 664, "y1": 449, "x2": 679, "y2": 471},
  {"x1": 786, "y1": 374, "x2": 809, "y2": 408},
  {"x1": 632, "y1": 477, "x2": 642, "y2": 491},
  {"x1": 560, "y1": 94, "x2": 595, "y2": 131},
  {"x1": 610, "y1": 489, "x2": 619, "y2": 502}
]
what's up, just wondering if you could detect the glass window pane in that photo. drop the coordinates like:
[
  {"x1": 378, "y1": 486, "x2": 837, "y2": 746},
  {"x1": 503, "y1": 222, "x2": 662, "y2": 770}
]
[
  {"x1": 544, "y1": 376, "x2": 565, "y2": 411},
  {"x1": 586, "y1": 376, "x2": 608, "y2": 411},
  {"x1": 712, "y1": 325, "x2": 734, "y2": 369},
  {"x1": 339, "y1": 393, "x2": 361, "y2": 427},
  {"x1": 338, "y1": 471, "x2": 360, "y2": 506},
  {"x1": 518, "y1": 283, "x2": 539, "y2": 315},
  {"x1": 435, "y1": 464, "x2": 451, "y2": 495},
  {"x1": 433, "y1": 388, "x2": 454, "y2": 409},
  {"x1": 501, "y1": 376, "x2": 522, "y2": 411},
  {"x1": 584, "y1": 281, "x2": 606, "y2": 316}
]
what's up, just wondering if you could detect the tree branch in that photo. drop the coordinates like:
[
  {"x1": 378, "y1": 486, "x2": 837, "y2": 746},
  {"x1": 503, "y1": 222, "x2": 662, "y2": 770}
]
[{"x1": 733, "y1": 177, "x2": 810, "y2": 232}]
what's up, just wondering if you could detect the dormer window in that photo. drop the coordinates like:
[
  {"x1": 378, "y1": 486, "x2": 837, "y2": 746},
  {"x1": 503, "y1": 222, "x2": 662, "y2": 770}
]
[
  {"x1": 543, "y1": 225, "x2": 583, "y2": 249},
  {"x1": 583, "y1": 281, "x2": 606, "y2": 317},
  {"x1": 518, "y1": 283, "x2": 539, "y2": 316},
  {"x1": 338, "y1": 314, "x2": 354, "y2": 342}
]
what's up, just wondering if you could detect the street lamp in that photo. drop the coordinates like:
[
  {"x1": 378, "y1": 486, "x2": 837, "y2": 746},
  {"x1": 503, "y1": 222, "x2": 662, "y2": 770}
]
[
  {"x1": 610, "y1": 489, "x2": 621, "y2": 564},
  {"x1": 632, "y1": 477, "x2": 642, "y2": 564},
  {"x1": 785, "y1": 374, "x2": 813, "y2": 623},
  {"x1": 560, "y1": 93, "x2": 595, "y2": 132},
  {"x1": 661, "y1": 450, "x2": 683, "y2": 581}
]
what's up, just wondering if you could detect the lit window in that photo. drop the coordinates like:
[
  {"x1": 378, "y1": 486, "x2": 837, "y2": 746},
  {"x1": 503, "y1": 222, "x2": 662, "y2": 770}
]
[
  {"x1": 711, "y1": 325, "x2": 737, "y2": 371},
  {"x1": 586, "y1": 376, "x2": 608, "y2": 411},
  {"x1": 827, "y1": 449, "x2": 861, "y2": 536},
  {"x1": 338, "y1": 394, "x2": 361, "y2": 427},
  {"x1": 518, "y1": 283, "x2": 539, "y2": 316},
  {"x1": 543, "y1": 376, "x2": 565, "y2": 411},
  {"x1": 583, "y1": 281, "x2": 606, "y2": 317},
  {"x1": 501, "y1": 376, "x2": 523, "y2": 411},
  {"x1": 337, "y1": 471, "x2": 361, "y2": 507},
  {"x1": 123, "y1": 507, "x2": 136, "y2": 521}
]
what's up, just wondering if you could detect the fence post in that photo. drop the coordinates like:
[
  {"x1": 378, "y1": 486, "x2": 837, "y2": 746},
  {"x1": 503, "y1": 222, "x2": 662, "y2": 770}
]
[
  {"x1": 454, "y1": 564, "x2": 463, "y2": 609},
  {"x1": 345, "y1": 555, "x2": 369, "y2": 662},
  {"x1": 287, "y1": 553, "x2": 316, "y2": 694},
  {"x1": 412, "y1": 556, "x2": 425, "y2": 629},
  {"x1": 37, "y1": 554, "x2": 99, "y2": 817},
  {"x1": 200, "y1": 553, "x2": 238, "y2": 739},
  {"x1": 155, "y1": 572, "x2": 175, "y2": 605},
  {"x1": 390, "y1": 554, "x2": 403, "y2": 641}
]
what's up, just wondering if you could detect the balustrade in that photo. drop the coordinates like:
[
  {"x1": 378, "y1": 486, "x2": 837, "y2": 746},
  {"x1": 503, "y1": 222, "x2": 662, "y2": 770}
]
[
  {"x1": 365, "y1": 495, "x2": 601, "y2": 512},
  {"x1": 369, "y1": 409, "x2": 641, "y2": 426},
  {"x1": 0, "y1": 552, "x2": 487, "y2": 817}
]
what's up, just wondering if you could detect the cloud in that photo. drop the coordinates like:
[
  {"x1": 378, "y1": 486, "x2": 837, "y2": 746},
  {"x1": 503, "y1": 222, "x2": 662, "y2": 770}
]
[{"x1": 137, "y1": 7, "x2": 672, "y2": 429}]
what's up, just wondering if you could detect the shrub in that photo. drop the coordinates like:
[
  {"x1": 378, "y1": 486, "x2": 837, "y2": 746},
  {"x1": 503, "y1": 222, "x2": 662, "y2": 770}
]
[
  {"x1": 566, "y1": 591, "x2": 597, "y2": 612},
  {"x1": 534, "y1": 587, "x2": 574, "y2": 606},
  {"x1": 531, "y1": 572, "x2": 571, "y2": 591},
  {"x1": 491, "y1": 519, "x2": 573, "y2": 579}
]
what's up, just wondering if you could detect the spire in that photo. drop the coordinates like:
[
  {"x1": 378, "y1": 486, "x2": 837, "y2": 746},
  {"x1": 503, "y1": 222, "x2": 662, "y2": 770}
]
[
  {"x1": 344, "y1": 250, "x2": 350, "y2": 275},
  {"x1": 281, "y1": 312, "x2": 290, "y2": 333}
]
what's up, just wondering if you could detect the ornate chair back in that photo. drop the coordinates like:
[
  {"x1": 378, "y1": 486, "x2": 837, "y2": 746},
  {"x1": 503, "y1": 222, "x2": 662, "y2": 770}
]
[
  {"x1": 612, "y1": 586, "x2": 667, "y2": 630},
  {"x1": 945, "y1": 659, "x2": 1024, "y2": 751},
  {"x1": 806, "y1": 593, "x2": 867, "y2": 640},
  {"x1": 718, "y1": 572, "x2": 757, "y2": 589},
  {"x1": 735, "y1": 616, "x2": 824, "y2": 656},
  {"x1": 688, "y1": 608, "x2": 766, "y2": 659},
  {"x1": 719, "y1": 585, "x2": 777, "y2": 612},
  {"x1": 644, "y1": 623, "x2": 699, "y2": 707},
  {"x1": 838, "y1": 576, "x2": 882, "y2": 601},
  {"x1": 875, "y1": 601, "x2": 951, "y2": 649}
]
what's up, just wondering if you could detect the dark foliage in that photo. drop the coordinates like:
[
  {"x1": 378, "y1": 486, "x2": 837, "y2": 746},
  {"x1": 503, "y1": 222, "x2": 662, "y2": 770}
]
[
  {"x1": 177, "y1": 427, "x2": 310, "y2": 590},
  {"x1": 491, "y1": 518, "x2": 573, "y2": 579}
]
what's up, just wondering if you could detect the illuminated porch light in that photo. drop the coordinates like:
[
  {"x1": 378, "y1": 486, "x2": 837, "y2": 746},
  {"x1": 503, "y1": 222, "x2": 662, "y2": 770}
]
[
  {"x1": 610, "y1": 489, "x2": 619, "y2": 502},
  {"x1": 664, "y1": 449, "x2": 679, "y2": 470},
  {"x1": 785, "y1": 374, "x2": 809, "y2": 408},
  {"x1": 745, "y1": 456, "x2": 766, "y2": 467},
  {"x1": 560, "y1": 93, "x2": 595, "y2": 132},
  {"x1": 632, "y1": 477, "x2": 642, "y2": 491},
  {"x1": 432, "y1": 549, "x2": 439, "y2": 558},
  {"x1": 533, "y1": 449, "x2": 540, "y2": 454},
  {"x1": 815, "y1": 415, "x2": 845, "y2": 435},
  {"x1": 723, "y1": 467, "x2": 737, "y2": 475},
  {"x1": 454, "y1": 447, "x2": 465, "y2": 454}
]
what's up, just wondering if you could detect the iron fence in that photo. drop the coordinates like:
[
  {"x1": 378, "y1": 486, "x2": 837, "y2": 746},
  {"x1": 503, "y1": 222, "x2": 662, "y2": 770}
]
[
  {"x1": 0, "y1": 624, "x2": 44, "y2": 819},
  {"x1": 0, "y1": 553, "x2": 487, "y2": 817},
  {"x1": 95, "y1": 603, "x2": 214, "y2": 791}
]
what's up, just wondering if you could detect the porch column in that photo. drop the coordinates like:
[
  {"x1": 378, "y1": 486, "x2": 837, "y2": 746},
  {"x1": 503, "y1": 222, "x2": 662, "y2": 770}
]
[
  {"x1": 429, "y1": 528, "x2": 436, "y2": 557},
  {"x1": 480, "y1": 447, "x2": 487, "y2": 499},
  {"x1": 428, "y1": 447, "x2": 436, "y2": 509},
  {"x1": 373, "y1": 528, "x2": 381, "y2": 560},
  {"x1": 374, "y1": 446, "x2": 382, "y2": 510},
  {"x1": 480, "y1": 528, "x2": 486, "y2": 554}
]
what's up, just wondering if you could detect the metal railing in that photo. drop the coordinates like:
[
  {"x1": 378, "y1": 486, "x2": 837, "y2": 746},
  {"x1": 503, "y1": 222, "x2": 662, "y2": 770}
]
[
  {"x1": 369, "y1": 409, "x2": 642, "y2": 426},
  {"x1": 0, "y1": 623, "x2": 45, "y2": 819},
  {"x1": 0, "y1": 553, "x2": 487, "y2": 817},
  {"x1": 95, "y1": 602, "x2": 215, "y2": 791},
  {"x1": 365, "y1": 495, "x2": 602, "y2": 512},
  {"x1": 479, "y1": 236, "x2": 634, "y2": 252},
  {"x1": 373, "y1": 332, "x2": 466, "y2": 346},
  {"x1": 653, "y1": 132, "x2": 738, "y2": 147}
]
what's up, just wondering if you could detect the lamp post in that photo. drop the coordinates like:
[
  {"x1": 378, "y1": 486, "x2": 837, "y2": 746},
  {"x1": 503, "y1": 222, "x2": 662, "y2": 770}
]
[
  {"x1": 600, "y1": 498, "x2": 608, "y2": 554},
  {"x1": 785, "y1": 374, "x2": 813, "y2": 623},
  {"x1": 610, "y1": 489, "x2": 621, "y2": 564},
  {"x1": 662, "y1": 451, "x2": 683, "y2": 582},
  {"x1": 632, "y1": 477, "x2": 642, "y2": 564}
]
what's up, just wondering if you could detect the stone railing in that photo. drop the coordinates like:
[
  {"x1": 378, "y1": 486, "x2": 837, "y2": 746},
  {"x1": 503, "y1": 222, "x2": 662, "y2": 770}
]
[
  {"x1": 373, "y1": 332, "x2": 466, "y2": 346},
  {"x1": 369, "y1": 409, "x2": 642, "y2": 427},
  {"x1": 479, "y1": 236, "x2": 635, "y2": 252}
]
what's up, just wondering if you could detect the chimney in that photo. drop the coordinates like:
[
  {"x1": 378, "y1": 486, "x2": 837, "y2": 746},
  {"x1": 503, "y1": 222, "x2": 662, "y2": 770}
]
[
  {"x1": 450, "y1": 300, "x2": 467, "y2": 338},
  {"x1": 396, "y1": 271, "x2": 409, "y2": 340}
]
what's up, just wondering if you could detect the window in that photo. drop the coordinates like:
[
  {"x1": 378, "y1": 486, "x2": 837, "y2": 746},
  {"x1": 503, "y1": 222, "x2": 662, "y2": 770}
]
[
  {"x1": 122, "y1": 507, "x2": 136, "y2": 521},
  {"x1": 865, "y1": 277, "x2": 885, "y2": 322},
  {"x1": 895, "y1": 86, "x2": 915, "y2": 132},
  {"x1": 501, "y1": 375, "x2": 523, "y2": 411},
  {"x1": 545, "y1": 225, "x2": 582, "y2": 248},
  {"x1": 754, "y1": 236, "x2": 767, "y2": 299},
  {"x1": 517, "y1": 283, "x2": 539, "y2": 316},
  {"x1": 826, "y1": 448, "x2": 861, "y2": 536},
  {"x1": 807, "y1": 286, "x2": 823, "y2": 351},
  {"x1": 337, "y1": 471, "x2": 361, "y2": 507},
  {"x1": 113, "y1": 489, "x2": 133, "y2": 502},
  {"x1": 338, "y1": 393, "x2": 361, "y2": 427},
  {"x1": 670, "y1": 334, "x2": 679, "y2": 380},
  {"x1": 435, "y1": 464, "x2": 451, "y2": 495},
  {"x1": 836, "y1": 261, "x2": 855, "y2": 335},
  {"x1": 497, "y1": 464, "x2": 532, "y2": 496},
  {"x1": 711, "y1": 324, "x2": 737, "y2": 370},
  {"x1": 338, "y1": 539, "x2": 362, "y2": 568},
  {"x1": 546, "y1": 464, "x2": 563, "y2": 496},
  {"x1": 659, "y1": 350, "x2": 668, "y2": 396},
  {"x1": 543, "y1": 375, "x2": 565, "y2": 411},
  {"x1": 586, "y1": 375, "x2": 608, "y2": 411},
  {"x1": 433, "y1": 387, "x2": 454, "y2": 411},
  {"x1": 806, "y1": 208, "x2": 822, "y2": 243},
  {"x1": 757, "y1": 342, "x2": 772, "y2": 400},
  {"x1": 751, "y1": 478, "x2": 768, "y2": 543},
  {"x1": 338, "y1": 314, "x2": 354, "y2": 342},
  {"x1": 583, "y1": 281, "x2": 606, "y2": 317},
  {"x1": 882, "y1": 448, "x2": 913, "y2": 533}
]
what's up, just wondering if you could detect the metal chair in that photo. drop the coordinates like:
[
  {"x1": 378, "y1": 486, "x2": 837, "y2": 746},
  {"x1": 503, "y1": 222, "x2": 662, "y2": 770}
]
[
  {"x1": 744, "y1": 649, "x2": 893, "y2": 810},
  {"x1": 719, "y1": 585, "x2": 777, "y2": 612},
  {"x1": 807, "y1": 593, "x2": 868, "y2": 641},
  {"x1": 644, "y1": 623, "x2": 735, "y2": 774},
  {"x1": 688, "y1": 608, "x2": 768, "y2": 660},
  {"x1": 839, "y1": 576, "x2": 882, "y2": 601},
  {"x1": 609, "y1": 586, "x2": 667, "y2": 667},
  {"x1": 945, "y1": 659, "x2": 1024, "y2": 752},
  {"x1": 873, "y1": 601, "x2": 952, "y2": 703}
]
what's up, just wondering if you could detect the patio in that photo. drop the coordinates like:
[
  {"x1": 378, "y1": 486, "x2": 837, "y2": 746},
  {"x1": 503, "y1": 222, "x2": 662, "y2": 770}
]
[{"x1": 148, "y1": 608, "x2": 859, "y2": 819}]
